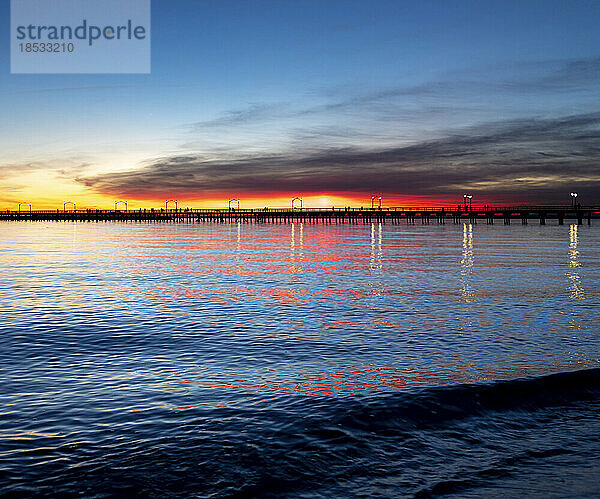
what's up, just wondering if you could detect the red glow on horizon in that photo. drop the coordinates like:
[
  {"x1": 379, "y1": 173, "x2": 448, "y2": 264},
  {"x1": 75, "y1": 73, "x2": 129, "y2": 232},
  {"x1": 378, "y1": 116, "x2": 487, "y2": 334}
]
[{"x1": 68, "y1": 191, "x2": 497, "y2": 210}]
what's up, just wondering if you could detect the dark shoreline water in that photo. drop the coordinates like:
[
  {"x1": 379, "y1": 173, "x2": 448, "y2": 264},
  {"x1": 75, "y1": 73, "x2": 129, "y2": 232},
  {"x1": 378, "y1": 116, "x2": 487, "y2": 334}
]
[
  {"x1": 0, "y1": 222, "x2": 598, "y2": 497},
  {"x1": 1, "y1": 369, "x2": 599, "y2": 498}
]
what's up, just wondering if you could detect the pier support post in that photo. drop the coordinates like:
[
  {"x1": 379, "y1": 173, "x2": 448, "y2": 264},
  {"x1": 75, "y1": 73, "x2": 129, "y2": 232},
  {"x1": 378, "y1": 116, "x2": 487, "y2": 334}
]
[{"x1": 521, "y1": 212, "x2": 528, "y2": 225}]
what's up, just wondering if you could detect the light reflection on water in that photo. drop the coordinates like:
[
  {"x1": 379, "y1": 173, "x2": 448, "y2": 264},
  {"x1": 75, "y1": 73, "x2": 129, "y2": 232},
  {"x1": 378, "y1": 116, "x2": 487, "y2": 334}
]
[
  {"x1": 460, "y1": 223, "x2": 474, "y2": 302},
  {"x1": 0, "y1": 221, "x2": 599, "y2": 406},
  {"x1": 567, "y1": 224, "x2": 584, "y2": 300},
  {"x1": 369, "y1": 222, "x2": 383, "y2": 272}
]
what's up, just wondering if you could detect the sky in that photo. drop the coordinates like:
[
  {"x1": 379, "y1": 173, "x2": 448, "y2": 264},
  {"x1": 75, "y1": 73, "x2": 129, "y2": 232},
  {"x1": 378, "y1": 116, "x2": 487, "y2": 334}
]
[{"x1": 1, "y1": 0, "x2": 600, "y2": 209}]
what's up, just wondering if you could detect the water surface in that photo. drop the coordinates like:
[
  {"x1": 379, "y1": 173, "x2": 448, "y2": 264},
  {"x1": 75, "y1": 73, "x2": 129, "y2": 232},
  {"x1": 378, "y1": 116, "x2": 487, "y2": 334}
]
[{"x1": 0, "y1": 221, "x2": 599, "y2": 497}]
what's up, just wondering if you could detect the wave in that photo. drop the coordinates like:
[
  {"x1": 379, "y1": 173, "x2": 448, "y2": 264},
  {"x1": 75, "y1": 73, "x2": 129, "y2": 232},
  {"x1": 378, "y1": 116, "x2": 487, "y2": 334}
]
[
  {"x1": 232, "y1": 368, "x2": 600, "y2": 497},
  {"x1": 2, "y1": 368, "x2": 599, "y2": 498},
  {"x1": 339, "y1": 367, "x2": 600, "y2": 430}
]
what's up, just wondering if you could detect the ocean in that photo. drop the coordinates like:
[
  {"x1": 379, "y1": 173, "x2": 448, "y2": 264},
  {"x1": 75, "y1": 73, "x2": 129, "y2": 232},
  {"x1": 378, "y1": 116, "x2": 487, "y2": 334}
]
[{"x1": 0, "y1": 220, "x2": 599, "y2": 497}]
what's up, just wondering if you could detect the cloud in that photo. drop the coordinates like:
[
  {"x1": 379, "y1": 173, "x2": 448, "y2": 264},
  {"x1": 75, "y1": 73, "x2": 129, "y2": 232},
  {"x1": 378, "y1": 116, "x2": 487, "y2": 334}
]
[
  {"x1": 0, "y1": 159, "x2": 93, "y2": 181},
  {"x1": 66, "y1": 56, "x2": 600, "y2": 203},
  {"x1": 78, "y1": 112, "x2": 600, "y2": 203},
  {"x1": 509, "y1": 56, "x2": 600, "y2": 92},
  {"x1": 191, "y1": 103, "x2": 289, "y2": 129},
  {"x1": 0, "y1": 162, "x2": 47, "y2": 180},
  {"x1": 189, "y1": 56, "x2": 600, "y2": 136}
]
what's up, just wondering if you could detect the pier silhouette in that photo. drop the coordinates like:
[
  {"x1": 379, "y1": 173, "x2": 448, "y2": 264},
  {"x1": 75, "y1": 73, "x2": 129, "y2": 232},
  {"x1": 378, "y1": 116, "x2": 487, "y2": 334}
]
[{"x1": 1, "y1": 204, "x2": 597, "y2": 225}]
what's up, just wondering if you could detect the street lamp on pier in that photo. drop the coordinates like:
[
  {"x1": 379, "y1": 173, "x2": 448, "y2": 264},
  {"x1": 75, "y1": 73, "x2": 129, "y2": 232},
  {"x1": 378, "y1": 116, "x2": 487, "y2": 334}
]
[
  {"x1": 371, "y1": 196, "x2": 382, "y2": 209},
  {"x1": 18, "y1": 202, "x2": 31, "y2": 214},
  {"x1": 570, "y1": 192, "x2": 578, "y2": 208},
  {"x1": 463, "y1": 194, "x2": 472, "y2": 210}
]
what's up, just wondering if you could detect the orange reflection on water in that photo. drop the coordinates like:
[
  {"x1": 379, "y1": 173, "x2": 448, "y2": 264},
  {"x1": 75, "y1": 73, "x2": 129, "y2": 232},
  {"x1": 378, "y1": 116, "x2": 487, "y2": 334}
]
[
  {"x1": 170, "y1": 367, "x2": 459, "y2": 409},
  {"x1": 168, "y1": 358, "x2": 588, "y2": 411},
  {"x1": 129, "y1": 285, "x2": 464, "y2": 305},
  {"x1": 168, "y1": 363, "x2": 540, "y2": 411}
]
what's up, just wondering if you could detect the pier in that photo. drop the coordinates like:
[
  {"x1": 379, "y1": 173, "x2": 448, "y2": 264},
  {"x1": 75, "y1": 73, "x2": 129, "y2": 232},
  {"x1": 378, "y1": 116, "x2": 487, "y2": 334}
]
[{"x1": 0, "y1": 205, "x2": 597, "y2": 225}]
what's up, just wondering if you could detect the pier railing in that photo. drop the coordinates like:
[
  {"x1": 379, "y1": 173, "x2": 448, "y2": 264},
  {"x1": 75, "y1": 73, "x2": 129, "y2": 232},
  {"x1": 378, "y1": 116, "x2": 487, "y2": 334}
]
[{"x1": 2, "y1": 205, "x2": 598, "y2": 215}]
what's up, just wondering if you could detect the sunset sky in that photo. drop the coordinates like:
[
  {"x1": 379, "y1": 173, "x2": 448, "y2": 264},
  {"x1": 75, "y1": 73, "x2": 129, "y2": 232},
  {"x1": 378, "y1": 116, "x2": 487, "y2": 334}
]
[{"x1": 2, "y1": 0, "x2": 600, "y2": 209}]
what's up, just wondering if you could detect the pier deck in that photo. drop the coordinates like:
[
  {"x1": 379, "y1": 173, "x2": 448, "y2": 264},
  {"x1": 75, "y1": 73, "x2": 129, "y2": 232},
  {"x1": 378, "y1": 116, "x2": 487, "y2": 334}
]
[{"x1": 1, "y1": 206, "x2": 598, "y2": 225}]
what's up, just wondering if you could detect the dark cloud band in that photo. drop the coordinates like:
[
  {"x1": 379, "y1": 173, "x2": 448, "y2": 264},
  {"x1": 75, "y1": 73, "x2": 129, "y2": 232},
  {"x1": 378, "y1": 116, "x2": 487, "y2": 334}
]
[{"x1": 78, "y1": 112, "x2": 600, "y2": 203}]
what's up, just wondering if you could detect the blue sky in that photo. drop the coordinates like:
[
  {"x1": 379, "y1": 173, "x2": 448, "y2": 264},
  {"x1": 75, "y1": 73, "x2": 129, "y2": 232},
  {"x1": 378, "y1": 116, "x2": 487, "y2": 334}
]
[{"x1": 1, "y1": 0, "x2": 600, "y2": 206}]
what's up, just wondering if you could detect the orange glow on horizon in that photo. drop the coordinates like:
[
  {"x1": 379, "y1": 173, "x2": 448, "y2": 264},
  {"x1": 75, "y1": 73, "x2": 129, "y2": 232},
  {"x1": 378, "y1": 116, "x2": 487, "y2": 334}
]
[{"x1": 0, "y1": 190, "x2": 475, "y2": 211}]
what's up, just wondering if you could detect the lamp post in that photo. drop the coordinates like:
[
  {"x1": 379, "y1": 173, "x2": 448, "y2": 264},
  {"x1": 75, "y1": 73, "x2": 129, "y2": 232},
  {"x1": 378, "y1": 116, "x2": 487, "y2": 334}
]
[
  {"x1": 18, "y1": 202, "x2": 31, "y2": 214},
  {"x1": 371, "y1": 196, "x2": 382, "y2": 209},
  {"x1": 570, "y1": 192, "x2": 578, "y2": 208},
  {"x1": 464, "y1": 194, "x2": 472, "y2": 210}
]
